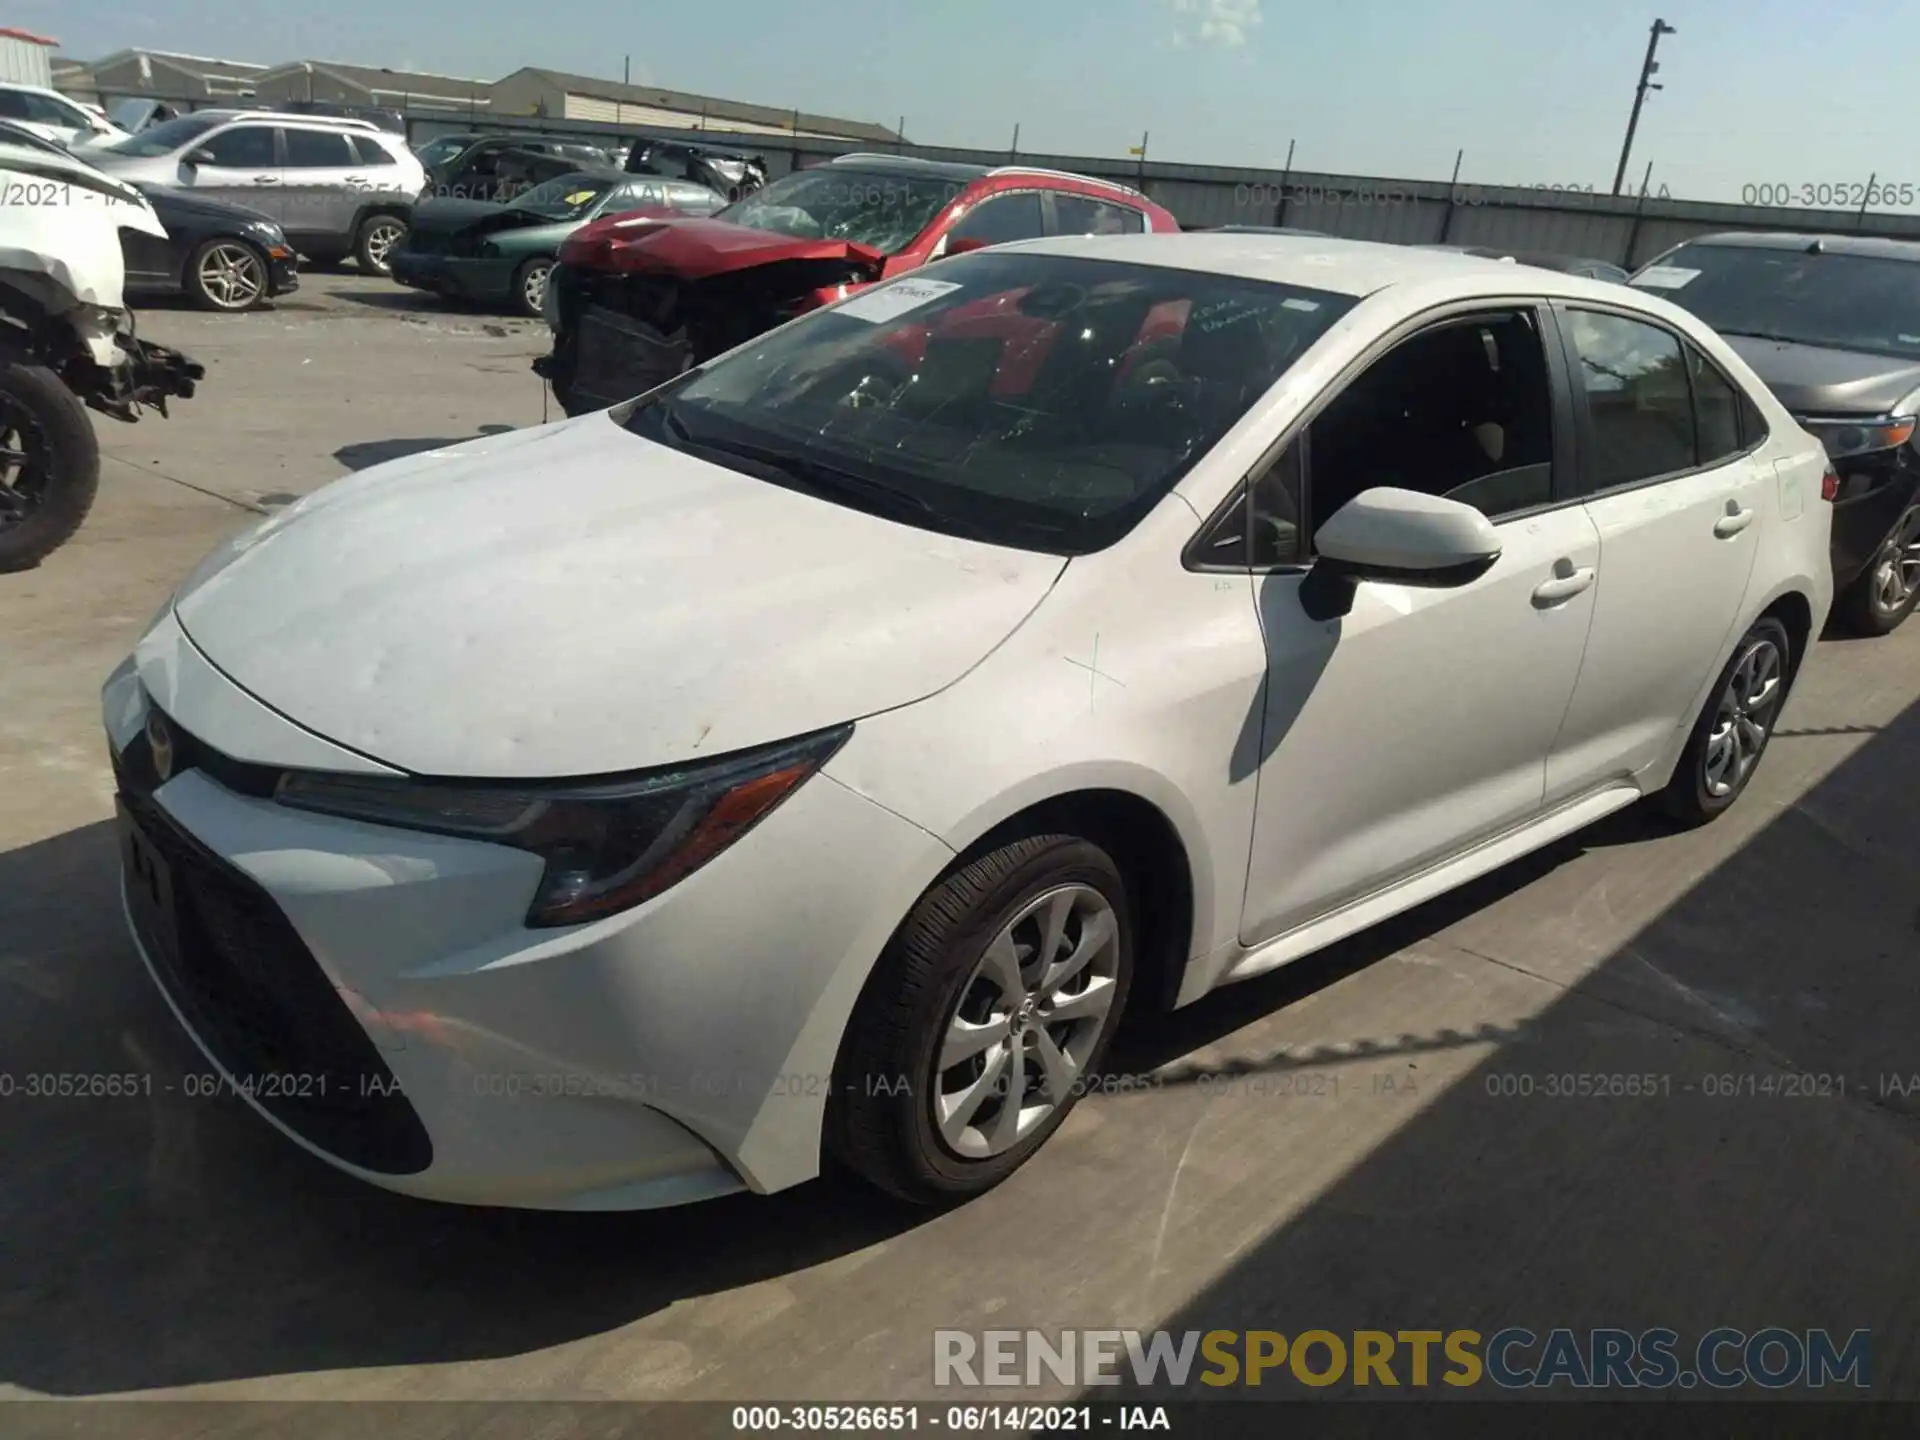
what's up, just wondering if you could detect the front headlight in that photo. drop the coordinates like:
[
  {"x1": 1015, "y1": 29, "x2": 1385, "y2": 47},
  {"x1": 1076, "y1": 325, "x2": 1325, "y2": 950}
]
[
  {"x1": 1801, "y1": 414, "x2": 1917, "y2": 460},
  {"x1": 272, "y1": 725, "x2": 851, "y2": 928}
]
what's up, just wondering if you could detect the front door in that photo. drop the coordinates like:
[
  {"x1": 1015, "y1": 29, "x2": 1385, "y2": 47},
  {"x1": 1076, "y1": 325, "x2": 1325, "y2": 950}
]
[
  {"x1": 1240, "y1": 307, "x2": 1603, "y2": 944},
  {"x1": 185, "y1": 123, "x2": 284, "y2": 223},
  {"x1": 1543, "y1": 307, "x2": 1769, "y2": 802}
]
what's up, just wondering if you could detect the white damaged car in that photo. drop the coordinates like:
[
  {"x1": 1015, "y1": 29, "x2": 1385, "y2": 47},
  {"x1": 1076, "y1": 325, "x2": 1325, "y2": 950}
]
[{"x1": 0, "y1": 132, "x2": 202, "y2": 570}]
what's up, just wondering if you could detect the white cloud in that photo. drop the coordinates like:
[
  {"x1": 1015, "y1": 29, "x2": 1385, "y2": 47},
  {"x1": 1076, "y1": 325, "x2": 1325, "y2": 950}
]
[{"x1": 1162, "y1": 0, "x2": 1262, "y2": 48}]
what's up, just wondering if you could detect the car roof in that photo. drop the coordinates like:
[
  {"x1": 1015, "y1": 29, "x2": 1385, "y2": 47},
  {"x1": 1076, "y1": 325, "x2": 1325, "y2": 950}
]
[
  {"x1": 823, "y1": 153, "x2": 990, "y2": 181},
  {"x1": 1661, "y1": 230, "x2": 1920, "y2": 263},
  {"x1": 1007, "y1": 231, "x2": 1641, "y2": 300}
]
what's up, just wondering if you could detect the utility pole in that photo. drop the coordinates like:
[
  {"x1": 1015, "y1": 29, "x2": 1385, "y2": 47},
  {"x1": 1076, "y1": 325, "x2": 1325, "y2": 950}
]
[
  {"x1": 623, "y1": 56, "x2": 630, "y2": 86},
  {"x1": 1611, "y1": 19, "x2": 1676, "y2": 196}
]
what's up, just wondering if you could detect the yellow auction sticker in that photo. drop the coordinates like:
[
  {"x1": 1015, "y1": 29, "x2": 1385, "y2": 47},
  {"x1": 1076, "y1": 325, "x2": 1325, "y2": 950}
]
[{"x1": 563, "y1": 190, "x2": 596, "y2": 205}]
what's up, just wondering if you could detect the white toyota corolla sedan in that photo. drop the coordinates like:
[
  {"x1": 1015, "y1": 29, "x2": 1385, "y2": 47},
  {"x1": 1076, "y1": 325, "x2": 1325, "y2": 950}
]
[{"x1": 106, "y1": 234, "x2": 1834, "y2": 1210}]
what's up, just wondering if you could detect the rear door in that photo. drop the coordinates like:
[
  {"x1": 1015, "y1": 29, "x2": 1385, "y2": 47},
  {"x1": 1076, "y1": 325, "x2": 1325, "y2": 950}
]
[
  {"x1": 280, "y1": 125, "x2": 361, "y2": 246},
  {"x1": 1048, "y1": 192, "x2": 1148, "y2": 237},
  {"x1": 186, "y1": 123, "x2": 284, "y2": 220},
  {"x1": 1543, "y1": 305, "x2": 1771, "y2": 803}
]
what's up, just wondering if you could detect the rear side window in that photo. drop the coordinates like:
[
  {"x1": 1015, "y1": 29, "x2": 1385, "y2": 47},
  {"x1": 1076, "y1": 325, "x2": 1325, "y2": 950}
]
[
  {"x1": 1055, "y1": 194, "x2": 1146, "y2": 236},
  {"x1": 348, "y1": 132, "x2": 396, "y2": 166},
  {"x1": 1565, "y1": 310, "x2": 1695, "y2": 491},
  {"x1": 1686, "y1": 344, "x2": 1744, "y2": 464},
  {"x1": 284, "y1": 128, "x2": 355, "y2": 168},
  {"x1": 1737, "y1": 389, "x2": 1771, "y2": 447}
]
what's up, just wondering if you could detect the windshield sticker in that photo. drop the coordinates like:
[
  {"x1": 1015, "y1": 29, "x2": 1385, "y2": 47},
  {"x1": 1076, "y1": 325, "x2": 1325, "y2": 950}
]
[
  {"x1": 1282, "y1": 298, "x2": 1321, "y2": 312},
  {"x1": 563, "y1": 190, "x2": 597, "y2": 205},
  {"x1": 1631, "y1": 265, "x2": 1701, "y2": 289},
  {"x1": 836, "y1": 277, "x2": 964, "y2": 323}
]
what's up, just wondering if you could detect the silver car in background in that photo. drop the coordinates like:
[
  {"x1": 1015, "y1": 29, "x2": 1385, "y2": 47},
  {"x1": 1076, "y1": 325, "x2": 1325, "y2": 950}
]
[{"x1": 88, "y1": 111, "x2": 426, "y2": 276}]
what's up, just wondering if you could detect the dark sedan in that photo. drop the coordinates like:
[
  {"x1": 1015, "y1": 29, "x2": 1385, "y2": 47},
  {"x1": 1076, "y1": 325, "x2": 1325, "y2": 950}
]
[
  {"x1": 1422, "y1": 244, "x2": 1629, "y2": 282},
  {"x1": 1631, "y1": 232, "x2": 1920, "y2": 635},
  {"x1": 121, "y1": 183, "x2": 299, "y2": 312}
]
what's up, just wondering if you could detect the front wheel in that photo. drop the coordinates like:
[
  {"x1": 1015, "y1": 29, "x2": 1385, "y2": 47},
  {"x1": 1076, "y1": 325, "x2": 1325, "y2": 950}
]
[
  {"x1": 827, "y1": 834, "x2": 1134, "y2": 1205},
  {"x1": 355, "y1": 214, "x2": 407, "y2": 276},
  {"x1": 511, "y1": 257, "x2": 553, "y2": 319},
  {"x1": 0, "y1": 360, "x2": 100, "y2": 574},
  {"x1": 185, "y1": 238, "x2": 269, "y2": 312},
  {"x1": 1836, "y1": 504, "x2": 1920, "y2": 636},
  {"x1": 1657, "y1": 616, "x2": 1792, "y2": 827}
]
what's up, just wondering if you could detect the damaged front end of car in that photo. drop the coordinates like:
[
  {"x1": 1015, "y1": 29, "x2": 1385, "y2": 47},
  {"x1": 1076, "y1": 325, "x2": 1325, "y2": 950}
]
[{"x1": 534, "y1": 217, "x2": 886, "y2": 415}]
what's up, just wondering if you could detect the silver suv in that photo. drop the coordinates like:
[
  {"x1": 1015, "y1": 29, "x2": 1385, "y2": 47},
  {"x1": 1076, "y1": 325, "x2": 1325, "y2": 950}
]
[{"x1": 89, "y1": 110, "x2": 426, "y2": 275}]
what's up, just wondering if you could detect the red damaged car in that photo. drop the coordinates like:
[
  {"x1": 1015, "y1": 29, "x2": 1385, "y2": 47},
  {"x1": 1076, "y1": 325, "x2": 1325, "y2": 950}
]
[{"x1": 534, "y1": 153, "x2": 1179, "y2": 415}]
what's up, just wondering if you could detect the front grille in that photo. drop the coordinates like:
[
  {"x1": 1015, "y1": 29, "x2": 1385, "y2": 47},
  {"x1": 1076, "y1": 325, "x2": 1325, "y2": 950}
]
[
  {"x1": 400, "y1": 229, "x2": 452, "y2": 258},
  {"x1": 572, "y1": 304, "x2": 691, "y2": 412},
  {"x1": 116, "y1": 711, "x2": 433, "y2": 1176}
]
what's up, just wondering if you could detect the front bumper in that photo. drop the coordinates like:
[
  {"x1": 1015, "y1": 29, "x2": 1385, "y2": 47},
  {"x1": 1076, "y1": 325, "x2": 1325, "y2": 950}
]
[
  {"x1": 390, "y1": 251, "x2": 514, "y2": 303},
  {"x1": 266, "y1": 250, "x2": 300, "y2": 298},
  {"x1": 103, "y1": 619, "x2": 953, "y2": 1208}
]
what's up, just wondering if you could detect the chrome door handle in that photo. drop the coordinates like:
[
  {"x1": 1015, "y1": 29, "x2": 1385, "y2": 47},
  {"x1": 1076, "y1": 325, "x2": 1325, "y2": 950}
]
[
  {"x1": 1713, "y1": 504, "x2": 1756, "y2": 538},
  {"x1": 1532, "y1": 565, "x2": 1596, "y2": 606},
  {"x1": 252, "y1": 175, "x2": 280, "y2": 184}
]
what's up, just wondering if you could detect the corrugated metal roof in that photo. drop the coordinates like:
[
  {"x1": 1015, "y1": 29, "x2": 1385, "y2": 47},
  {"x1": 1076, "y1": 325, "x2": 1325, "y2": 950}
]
[
  {"x1": 505, "y1": 66, "x2": 899, "y2": 143},
  {"x1": 0, "y1": 28, "x2": 58, "y2": 46},
  {"x1": 257, "y1": 59, "x2": 490, "y2": 101}
]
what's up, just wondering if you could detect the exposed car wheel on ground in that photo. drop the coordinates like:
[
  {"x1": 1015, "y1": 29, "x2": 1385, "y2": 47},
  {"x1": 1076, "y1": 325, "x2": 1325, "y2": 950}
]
[
  {"x1": 512, "y1": 257, "x2": 554, "y2": 319},
  {"x1": 355, "y1": 215, "x2": 408, "y2": 276},
  {"x1": 828, "y1": 834, "x2": 1134, "y2": 1205},
  {"x1": 185, "y1": 238, "x2": 269, "y2": 312},
  {"x1": 0, "y1": 361, "x2": 100, "y2": 574},
  {"x1": 1657, "y1": 616, "x2": 1792, "y2": 828},
  {"x1": 1836, "y1": 505, "x2": 1920, "y2": 637}
]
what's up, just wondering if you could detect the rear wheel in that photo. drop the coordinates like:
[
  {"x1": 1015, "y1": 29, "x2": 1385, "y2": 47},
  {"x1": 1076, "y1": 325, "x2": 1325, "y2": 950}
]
[
  {"x1": 185, "y1": 238, "x2": 269, "y2": 312},
  {"x1": 354, "y1": 214, "x2": 407, "y2": 276},
  {"x1": 1836, "y1": 504, "x2": 1920, "y2": 636},
  {"x1": 1657, "y1": 616, "x2": 1791, "y2": 827},
  {"x1": 827, "y1": 835, "x2": 1133, "y2": 1205},
  {"x1": 511, "y1": 257, "x2": 554, "y2": 319},
  {"x1": 0, "y1": 360, "x2": 99, "y2": 574}
]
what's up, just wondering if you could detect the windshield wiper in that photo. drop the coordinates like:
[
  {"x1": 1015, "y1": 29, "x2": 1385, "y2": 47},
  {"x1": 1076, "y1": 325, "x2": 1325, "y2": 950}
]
[{"x1": 659, "y1": 404, "x2": 942, "y2": 522}]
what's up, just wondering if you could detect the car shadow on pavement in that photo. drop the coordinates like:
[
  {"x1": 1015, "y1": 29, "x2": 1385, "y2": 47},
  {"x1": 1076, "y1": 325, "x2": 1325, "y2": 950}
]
[
  {"x1": 1098, "y1": 690, "x2": 1920, "y2": 1410},
  {"x1": 0, "y1": 821, "x2": 929, "y2": 1395},
  {"x1": 333, "y1": 427, "x2": 517, "y2": 471}
]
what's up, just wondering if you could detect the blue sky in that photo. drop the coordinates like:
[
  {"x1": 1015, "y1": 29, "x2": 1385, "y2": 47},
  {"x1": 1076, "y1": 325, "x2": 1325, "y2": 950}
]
[{"x1": 32, "y1": 0, "x2": 1916, "y2": 205}]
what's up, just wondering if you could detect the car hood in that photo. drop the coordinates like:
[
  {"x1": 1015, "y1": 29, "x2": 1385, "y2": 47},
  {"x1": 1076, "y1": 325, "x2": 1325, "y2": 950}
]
[
  {"x1": 1721, "y1": 334, "x2": 1920, "y2": 417},
  {"x1": 142, "y1": 186, "x2": 276, "y2": 227},
  {"x1": 172, "y1": 415, "x2": 1066, "y2": 778},
  {"x1": 558, "y1": 214, "x2": 887, "y2": 280}
]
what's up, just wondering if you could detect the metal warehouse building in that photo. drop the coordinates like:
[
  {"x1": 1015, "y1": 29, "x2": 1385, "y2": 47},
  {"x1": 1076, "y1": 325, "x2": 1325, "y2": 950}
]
[
  {"x1": 487, "y1": 66, "x2": 899, "y2": 142},
  {"x1": 0, "y1": 26, "x2": 57, "y2": 87},
  {"x1": 252, "y1": 61, "x2": 491, "y2": 116},
  {"x1": 53, "y1": 49, "x2": 267, "y2": 104}
]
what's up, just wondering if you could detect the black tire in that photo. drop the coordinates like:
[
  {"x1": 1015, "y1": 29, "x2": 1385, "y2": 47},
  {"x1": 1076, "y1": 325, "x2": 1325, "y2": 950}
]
[
  {"x1": 827, "y1": 834, "x2": 1134, "y2": 1205},
  {"x1": 354, "y1": 214, "x2": 408, "y2": 276},
  {"x1": 0, "y1": 360, "x2": 99, "y2": 574},
  {"x1": 1657, "y1": 615, "x2": 1792, "y2": 828},
  {"x1": 510, "y1": 256, "x2": 553, "y2": 319},
  {"x1": 183, "y1": 237, "x2": 269, "y2": 312},
  {"x1": 1835, "y1": 505, "x2": 1920, "y2": 637}
]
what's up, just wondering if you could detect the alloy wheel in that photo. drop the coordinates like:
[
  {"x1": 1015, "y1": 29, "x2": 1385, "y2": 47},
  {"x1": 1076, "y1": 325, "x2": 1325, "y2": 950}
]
[
  {"x1": 1703, "y1": 635, "x2": 1784, "y2": 798},
  {"x1": 0, "y1": 398, "x2": 50, "y2": 534},
  {"x1": 1870, "y1": 506, "x2": 1920, "y2": 615},
  {"x1": 521, "y1": 261, "x2": 552, "y2": 316},
  {"x1": 196, "y1": 243, "x2": 265, "y2": 310},
  {"x1": 933, "y1": 884, "x2": 1121, "y2": 1159},
  {"x1": 363, "y1": 220, "x2": 404, "y2": 271}
]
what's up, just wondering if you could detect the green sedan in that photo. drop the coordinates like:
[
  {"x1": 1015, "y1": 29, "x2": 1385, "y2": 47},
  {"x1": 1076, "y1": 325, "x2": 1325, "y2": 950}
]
[{"x1": 390, "y1": 170, "x2": 725, "y2": 317}]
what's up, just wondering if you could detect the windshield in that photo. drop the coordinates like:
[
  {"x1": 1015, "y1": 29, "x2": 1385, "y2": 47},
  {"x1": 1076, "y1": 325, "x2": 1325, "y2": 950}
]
[
  {"x1": 415, "y1": 135, "x2": 474, "y2": 169},
  {"x1": 715, "y1": 167, "x2": 969, "y2": 253},
  {"x1": 96, "y1": 111, "x2": 226, "y2": 158},
  {"x1": 619, "y1": 250, "x2": 1357, "y2": 554},
  {"x1": 507, "y1": 173, "x2": 618, "y2": 219},
  {"x1": 1635, "y1": 244, "x2": 1920, "y2": 360}
]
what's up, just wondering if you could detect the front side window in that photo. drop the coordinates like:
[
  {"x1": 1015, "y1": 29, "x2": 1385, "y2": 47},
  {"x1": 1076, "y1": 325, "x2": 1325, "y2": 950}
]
[
  {"x1": 947, "y1": 192, "x2": 1047, "y2": 246},
  {"x1": 619, "y1": 251, "x2": 1357, "y2": 555},
  {"x1": 1055, "y1": 194, "x2": 1146, "y2": 236},
  {"x1": 715, "y1": 168, "x2": 969, "y2": 253},
  {"x1": 1308, "y1": 310, "x2": 1558, "y2": 539},
  {"x1": 22, "y1": 91, "x2": 87, "y2": 127},
  {"x1": 199, "y1": 125, "x2": 277, "y2": 169},
  {"x1": 1565, "y1": 310, "x2": 1694, "y2": 491}
]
